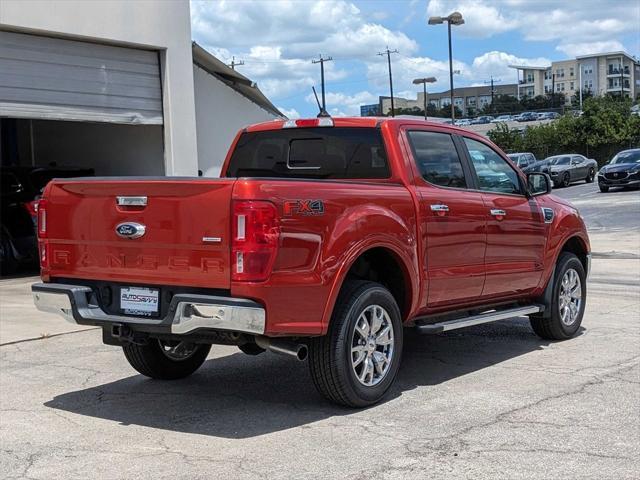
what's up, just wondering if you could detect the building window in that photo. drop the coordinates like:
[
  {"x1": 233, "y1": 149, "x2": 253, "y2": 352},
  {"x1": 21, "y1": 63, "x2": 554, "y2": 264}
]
[
  {"x1": 570, "y1": 82, "x2": 574, "y2": 90},
  {"x1": 570, "y1": 67, "x2": 574, "y2": 77}
]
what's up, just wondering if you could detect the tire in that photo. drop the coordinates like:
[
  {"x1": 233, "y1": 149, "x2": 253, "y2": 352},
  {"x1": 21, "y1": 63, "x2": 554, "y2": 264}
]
[
  {"x1": 561, "y1": 172, "x2": 571, "y2": 188},
  {"x1": 0, "y1": 231, "x2": 18, "y2": 276},
  {"x1": 308, "y1": 280, "x2": 403, "y2": 408},
  {"x1": 599, "y1": 185, "x2": 609, "y2": 193},
  {"x1": 585, "y1": 168, "x2": 595, "y2": 183},
  {"x1": 530, "y1": 252, "x2": 586, "y2": 340},
  {"x1": 123, "y1": 339, "x2": 211, "y2": 380}
]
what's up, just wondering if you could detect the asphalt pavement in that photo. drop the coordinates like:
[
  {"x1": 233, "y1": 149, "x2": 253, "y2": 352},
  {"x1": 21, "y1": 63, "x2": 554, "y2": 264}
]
[{"x1": 1, "y1": 181, "x2": 639, "y2": 479}]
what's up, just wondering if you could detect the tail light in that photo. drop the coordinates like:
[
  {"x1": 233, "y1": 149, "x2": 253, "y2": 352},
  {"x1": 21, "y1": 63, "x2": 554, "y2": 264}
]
[
  {"x1": 23, "y1": 200, "x2": 39, "y2": 218},
  {"x1": 232, "y1": 201, "x2": 279, "y2": 281},
  {"x1": 37, "y1": 199, "x2": 48, "y2": 238}
]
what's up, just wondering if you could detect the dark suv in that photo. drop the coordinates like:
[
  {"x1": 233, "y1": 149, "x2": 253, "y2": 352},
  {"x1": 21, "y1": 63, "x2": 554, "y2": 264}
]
[
  {"x1": 597, "y1": 149, "x2": 640, "y2": 192},
  {"x1": 1, "y1": 166, "x2": 93, "y2": 274}
]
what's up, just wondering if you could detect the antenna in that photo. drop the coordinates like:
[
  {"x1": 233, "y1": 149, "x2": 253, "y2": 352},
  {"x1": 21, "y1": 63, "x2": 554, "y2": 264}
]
[{"x1": 312, "y1": 86, "x2": 330, "y2": 117}]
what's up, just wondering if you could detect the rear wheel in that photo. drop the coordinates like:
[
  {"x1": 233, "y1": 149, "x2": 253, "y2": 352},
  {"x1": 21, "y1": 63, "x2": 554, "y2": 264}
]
[
  {"x1": 585, "y1": 168, "x2": 595, "y2": 183},
  {"x1": 530, "y1": 252, "x2": 586, "y2": 340},
  {"x1": 599, "y1": 185, "x2": 609, "y2": 193},
  {"x1": 308, "y1": 280, "x2": 403, "y2": 407},
  {"x1": 123, "y1": 339, "x2": 211, "y2": 379}
]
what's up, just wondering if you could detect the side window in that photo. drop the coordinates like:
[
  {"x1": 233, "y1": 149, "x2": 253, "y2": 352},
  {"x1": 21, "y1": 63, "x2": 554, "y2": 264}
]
[
  {"x1": 463, "y1": 137, "x2": 523, "y2": 195},
  {"x1": 406, "y1": 131, "x2": 467, "y2": 188}
]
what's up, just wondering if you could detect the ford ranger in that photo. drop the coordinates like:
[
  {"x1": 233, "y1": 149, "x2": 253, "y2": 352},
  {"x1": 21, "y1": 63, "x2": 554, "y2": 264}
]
[{"x1": 32, "y1": 117, "x2": 590, "y2": 407}]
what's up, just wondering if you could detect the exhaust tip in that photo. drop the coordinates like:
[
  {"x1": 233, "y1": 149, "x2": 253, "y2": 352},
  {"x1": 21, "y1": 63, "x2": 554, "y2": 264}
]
[{"x1": 297, "y1": 345, "x2": 308, "y2": 362}]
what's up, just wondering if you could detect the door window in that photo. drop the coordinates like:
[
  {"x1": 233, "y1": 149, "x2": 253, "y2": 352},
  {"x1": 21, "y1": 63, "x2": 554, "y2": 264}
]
[
  {"x1": 463, "y1": 138, "x2": 523, "y2": 195},
  {"x1": 407, "y1": 131, "x2": 467, "y2": 188}
]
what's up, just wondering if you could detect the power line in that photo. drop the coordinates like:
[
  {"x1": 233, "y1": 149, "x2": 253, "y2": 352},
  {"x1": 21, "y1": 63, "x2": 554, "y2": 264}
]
[
  {"x1": 312, "y1": 55, "x2": 333, "y2": 112},
  {"x1": 378, "y1": 47, "x2": 398, "y2": 116}
]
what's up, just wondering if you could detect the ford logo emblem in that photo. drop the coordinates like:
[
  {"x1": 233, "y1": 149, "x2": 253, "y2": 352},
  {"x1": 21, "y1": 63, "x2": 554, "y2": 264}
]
[{"x1": 115, "y1": 222, "x2": 146, "y2": 239}]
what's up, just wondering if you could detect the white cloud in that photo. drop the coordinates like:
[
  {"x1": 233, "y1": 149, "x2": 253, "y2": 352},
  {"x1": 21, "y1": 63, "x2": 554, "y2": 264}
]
[
  {"x1": 425, "y1": 0, "x2": 638, "y2": 51},
  {"x1": 426, "y1": 0, "x2": 516, "y2": 38},
  {"x1": 305, "y1": 90, "x2": 378, "y2": 116},
  {"x1": 278, "y1": 107, "x2": 300, "y2": 119},
  {"x1": 557, "y1": 41, "x2": 626, "y2": 58}
]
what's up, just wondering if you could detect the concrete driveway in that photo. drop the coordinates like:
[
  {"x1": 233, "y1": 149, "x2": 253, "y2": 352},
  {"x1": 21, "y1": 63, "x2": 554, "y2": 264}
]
[{"x1": 1, "y1": 182, "x2": 638, "y2": 479}]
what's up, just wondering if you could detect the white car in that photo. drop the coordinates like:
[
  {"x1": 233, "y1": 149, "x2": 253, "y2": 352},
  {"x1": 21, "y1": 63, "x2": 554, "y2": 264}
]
[{"x1": 492, "y1": 115, "x2": 512, "y2": 123}]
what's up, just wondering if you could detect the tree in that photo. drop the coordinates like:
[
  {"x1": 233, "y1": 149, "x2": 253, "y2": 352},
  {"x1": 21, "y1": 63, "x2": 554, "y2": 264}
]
[
  {"x1": 488, "y1": 96, "x2": 640, "y2": 166},
  {"x1": 571, "y1": 89, "x2": 593, "y2": 106},
  {"x1": 485, "y1": 94, "x2": 523, "y2": 115}
]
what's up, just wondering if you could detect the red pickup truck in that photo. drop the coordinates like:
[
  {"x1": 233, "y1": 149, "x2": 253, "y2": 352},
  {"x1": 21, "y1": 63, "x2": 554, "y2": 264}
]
[{"x1": 32, "y1": 117, "x2": 590, "y2": 407}]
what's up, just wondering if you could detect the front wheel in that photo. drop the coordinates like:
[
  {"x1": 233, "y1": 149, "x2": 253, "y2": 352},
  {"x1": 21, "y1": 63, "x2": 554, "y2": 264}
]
[
  {"x1": 530, "y1": 252, "x2": 586, "y2": 340},
  {"x1": 123, "y1": 339, "x2": 211, "y2": 379},
  {"x1": 585, "y1": 168, "x2": 595, "y2": 183},
  {"x1": 308, "y1": 280, "x2": 403, "y2": 407},
  {"x1": 599, "y1": 185, "x2": 609, "y2": 193},
  {"x1": 562, "y1": 172, "x2": 571, "y2": 188}
]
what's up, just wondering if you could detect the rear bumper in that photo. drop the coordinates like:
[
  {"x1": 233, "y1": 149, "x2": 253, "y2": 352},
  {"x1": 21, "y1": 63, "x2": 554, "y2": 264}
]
[{"x1": 32, "y1": 283, "x2": 265, "y2": 336}]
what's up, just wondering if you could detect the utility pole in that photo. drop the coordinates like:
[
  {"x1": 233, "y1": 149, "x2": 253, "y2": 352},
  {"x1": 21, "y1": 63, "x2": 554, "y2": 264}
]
[
  {"x1": 484, "y1": 76, "x2": 502, "y2": 113},
  {"x1": 378, "y1": 47, "x2": 398, "y2": 116},
  {"x1": 312, "y1": 55, "x2": 333, "y2": 113},
  {"x1": 228, "y1": 56, "x2": 244, "y2": 70}
]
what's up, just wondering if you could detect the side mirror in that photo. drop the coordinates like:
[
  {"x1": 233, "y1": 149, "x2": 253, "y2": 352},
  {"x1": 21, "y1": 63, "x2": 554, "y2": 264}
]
[{"x1": 527, "y1": 172, "x2": 552, "y2": 196}]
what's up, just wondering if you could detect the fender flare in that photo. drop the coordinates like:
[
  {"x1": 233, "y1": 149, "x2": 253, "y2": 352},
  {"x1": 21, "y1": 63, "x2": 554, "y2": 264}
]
[
  {"x1": 319, "y1": 237, "x2": 419, "y2": 334},
  {"x1": 538, "y1": 233, "x2": 590, "y2": 318}
]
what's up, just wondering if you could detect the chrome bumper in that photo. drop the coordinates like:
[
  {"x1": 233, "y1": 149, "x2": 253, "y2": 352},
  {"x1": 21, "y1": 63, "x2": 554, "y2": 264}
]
[
  {"x1": 32, "y1": 283, "x2": 265, "y2": 336},
  {"x1": 586, "y1": 253, "x2": 592, "y2": 278}
]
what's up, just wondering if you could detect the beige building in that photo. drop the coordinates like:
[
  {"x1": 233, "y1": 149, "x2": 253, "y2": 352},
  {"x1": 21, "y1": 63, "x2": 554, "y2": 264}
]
[
  {"x1": 510, "y1": 51, "x2": 640, "y2": 104},
  {"x1": 377, "y1": 83, "x2": 517, "y2": 117}
]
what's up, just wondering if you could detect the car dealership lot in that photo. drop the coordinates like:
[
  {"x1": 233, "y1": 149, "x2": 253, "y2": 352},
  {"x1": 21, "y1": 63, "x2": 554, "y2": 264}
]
[{"x1": 1, "y1": 184, "x2": 638, "y2": 480}]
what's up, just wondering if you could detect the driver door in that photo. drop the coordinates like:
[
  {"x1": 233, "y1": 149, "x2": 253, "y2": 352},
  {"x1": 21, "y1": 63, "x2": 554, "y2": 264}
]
[{"x1": 461, "y1": 136, "x2": 546, "y2": 299}]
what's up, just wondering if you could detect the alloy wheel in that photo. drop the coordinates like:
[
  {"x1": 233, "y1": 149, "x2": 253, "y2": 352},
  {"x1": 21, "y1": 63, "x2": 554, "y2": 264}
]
[
  {"x1": 350, "y1": 304, "x2": 395, "y2": 386},
  {"x1": 559, "y1": 268, "x2": 582, "y2": 326}
]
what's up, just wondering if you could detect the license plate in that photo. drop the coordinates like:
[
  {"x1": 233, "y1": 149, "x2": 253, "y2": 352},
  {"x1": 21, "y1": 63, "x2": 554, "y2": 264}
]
[{"x1": 120, "y1": 287, "x2": 159, "y2": 316}]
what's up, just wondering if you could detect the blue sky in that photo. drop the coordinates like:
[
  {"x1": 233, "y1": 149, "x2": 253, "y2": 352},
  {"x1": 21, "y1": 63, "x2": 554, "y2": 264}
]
[{"x1": 191, "y1": 0, "x2": 640, "y2": 118}]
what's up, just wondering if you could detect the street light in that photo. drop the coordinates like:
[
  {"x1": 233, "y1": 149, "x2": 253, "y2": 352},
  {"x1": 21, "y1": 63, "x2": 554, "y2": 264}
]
[
  {"x1": 428, "y1": 11, "x2": 464, "y2": 121},
  {"x1": 413, "y1": 77, "x2": 437, "y2": 120}
]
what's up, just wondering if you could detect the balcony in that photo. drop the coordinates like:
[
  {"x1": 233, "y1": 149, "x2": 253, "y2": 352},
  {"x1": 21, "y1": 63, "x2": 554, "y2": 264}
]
[
  {"x1": 519, "y1": 79, "x2": 534, "y2": 85},
  {"x1": 608, "y1": 67, "x2": 630, "y2": 76}
]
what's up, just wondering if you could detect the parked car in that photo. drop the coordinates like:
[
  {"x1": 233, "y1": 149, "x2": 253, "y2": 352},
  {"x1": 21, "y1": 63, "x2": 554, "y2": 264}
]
[
  {"x1": 516, "y1": 112, "x2": 538, "y2": 122},
  {"x1": 32, "y1": 117, "x2": 591, "y2": 407},
  {"x1": 597, "y1": 148, "x2": 640, "y2": 192},
  {"x1": 507, "y1": 152, "x2": 538, "y2": 171},
  {"x1": 544, "y1": 154, "x2": 598, "y2": 188},
  {"x1": 454, "y1": 118, "x2": 471, "y2": 126},
  {"x1": 471, "y1": 115, "x2": 494, "y2": 125},
  {"x1": 492, "y1": 115, "x2": 512, "y2": 123},
  {"x1": 0, "y1": 165, "x2": 94, "y2": 274},
  {"x1": 543, "y1": 112, "x2": 561, "y2": 120}
]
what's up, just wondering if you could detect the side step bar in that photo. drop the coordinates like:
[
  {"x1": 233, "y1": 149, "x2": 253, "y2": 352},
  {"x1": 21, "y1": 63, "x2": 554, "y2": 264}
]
[{"x1": 415, "y1": 304, "x2": 544, "y2": 334}]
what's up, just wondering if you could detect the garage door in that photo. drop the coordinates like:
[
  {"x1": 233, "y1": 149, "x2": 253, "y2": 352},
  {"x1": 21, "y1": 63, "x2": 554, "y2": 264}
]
[{"x1": 0, "y1": 31, "x2": 163, "y2": 124}]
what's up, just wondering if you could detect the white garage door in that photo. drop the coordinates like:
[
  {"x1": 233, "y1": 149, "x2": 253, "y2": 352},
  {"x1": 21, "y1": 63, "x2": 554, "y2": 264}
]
[{"x1": 0, "y1": 31, "x2": 163, "y2": 124}]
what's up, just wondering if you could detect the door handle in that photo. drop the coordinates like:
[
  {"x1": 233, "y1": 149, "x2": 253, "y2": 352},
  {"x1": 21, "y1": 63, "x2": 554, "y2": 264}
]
[
  {"x1": 430, "y1": 204, "x2": 449, "y2": 216},
  {"x1": 430, "y1": 204, "x2": 449, "y2": 212},
  {"x1": 490, "y1": 209, "x2": 507, "y2": 218}
]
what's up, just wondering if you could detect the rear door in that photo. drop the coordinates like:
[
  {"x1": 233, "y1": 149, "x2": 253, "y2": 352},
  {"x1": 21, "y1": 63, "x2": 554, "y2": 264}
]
[
  {"x1": 403, "y1": 129, "x2": 487, "y2": 309},
  {"x1": 461, "y1": 137, "x2": 545, "y2": 298},
  {"x1": 43, "y1": 178, "x2": 234, "y2": 289}
]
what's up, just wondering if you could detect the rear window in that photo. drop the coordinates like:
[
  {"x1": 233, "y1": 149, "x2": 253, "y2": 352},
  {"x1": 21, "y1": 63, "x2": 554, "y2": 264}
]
[{"x1": 226, "y1": 127, "x2": 389, "y2": 179}]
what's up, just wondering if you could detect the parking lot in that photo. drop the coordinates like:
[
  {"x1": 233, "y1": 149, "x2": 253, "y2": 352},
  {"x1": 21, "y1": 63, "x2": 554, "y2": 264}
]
[{"x1": 1, "y1": 182, "x2": 638, "y2": 480}]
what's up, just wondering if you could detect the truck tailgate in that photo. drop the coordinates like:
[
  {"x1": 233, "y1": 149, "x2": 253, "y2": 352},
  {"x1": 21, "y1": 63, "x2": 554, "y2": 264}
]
[{"x1": 42, "y1": 178, "x2": 235, "y2": 289}]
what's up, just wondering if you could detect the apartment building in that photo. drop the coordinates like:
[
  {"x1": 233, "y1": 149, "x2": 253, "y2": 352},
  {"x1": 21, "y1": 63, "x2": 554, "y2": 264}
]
[
  {"x1": 374, "y1": 83, "x2": 517, "y2": 117},
  {"x1": 510, "y1": 51, "x2": 639, "y2": 104}
]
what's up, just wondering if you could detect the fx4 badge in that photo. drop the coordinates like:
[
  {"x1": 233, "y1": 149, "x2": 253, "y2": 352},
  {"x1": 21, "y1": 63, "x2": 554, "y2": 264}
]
[{"x1": 283, "y1": 199, "x2": 325, "y2": 216}]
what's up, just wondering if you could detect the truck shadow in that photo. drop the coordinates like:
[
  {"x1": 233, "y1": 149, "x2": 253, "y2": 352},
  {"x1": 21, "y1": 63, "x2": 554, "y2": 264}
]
[{"x1": 45, "y1": 317, "x2": 576, "y2": 439}]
